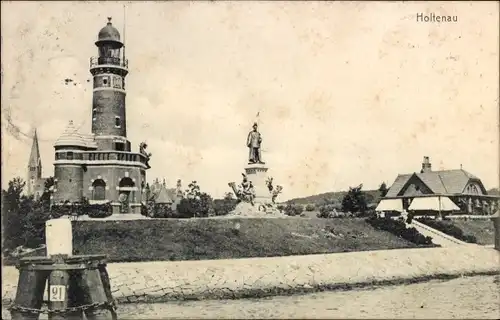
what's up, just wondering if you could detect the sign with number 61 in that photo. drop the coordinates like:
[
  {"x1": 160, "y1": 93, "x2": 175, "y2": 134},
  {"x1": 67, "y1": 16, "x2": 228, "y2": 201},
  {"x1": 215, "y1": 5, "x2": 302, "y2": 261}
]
[{"x1": 49, "y1": 285, "x2": 66, "y2": 302}]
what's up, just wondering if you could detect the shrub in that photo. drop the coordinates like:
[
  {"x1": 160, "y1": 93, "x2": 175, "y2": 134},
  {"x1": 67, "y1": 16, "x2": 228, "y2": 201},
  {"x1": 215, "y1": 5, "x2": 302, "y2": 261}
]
[
  {"x1": 141, "y1": 203, "x2": 150, "y2": 217},
  {"x1": 283, "y1": 203, "x2": 303, "y2": 216},
  {"x1": 317, "y1": 204, "x2": 336, "y2": 218},
  {"x1": 366, "y1": 216, "x2": 434, "y2": 246},
  {"x1": 305, "y1": 204, "x2": 315, "y2": 212},
  {"x1": 317, "y1": 205, "x2": 355, "y2": 219},
  {"x1": 416, "y1": 217, "x2": 477, "y2": 243},
  {"x1": 153, "y1": 205, "x2": 176, "y2": 218},
  {"x1": 87, "y1": 203, "x2": 113, "y2": 218},
  {"x1": 50, "y1": 203, "x2": 73, "y2": 218},
  {"x1": 213, "y1": 198, "x2": 238, "y2": 216},
  {"x1": 355, "y1": 208, "x2": 377, "y2": 218},
  {"x1": 51, "y1": 201, "x2": 113, "y2": 219}
]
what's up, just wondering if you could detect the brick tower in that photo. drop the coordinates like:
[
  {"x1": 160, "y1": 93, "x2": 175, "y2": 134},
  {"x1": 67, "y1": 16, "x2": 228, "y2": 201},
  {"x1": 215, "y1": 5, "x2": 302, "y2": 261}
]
[
  {"x1": 90, "y1": 17, "x2": 129, "y2": 151},
  {"x1": 52, "y1": 18, "x2": 150, "y2": 215}
]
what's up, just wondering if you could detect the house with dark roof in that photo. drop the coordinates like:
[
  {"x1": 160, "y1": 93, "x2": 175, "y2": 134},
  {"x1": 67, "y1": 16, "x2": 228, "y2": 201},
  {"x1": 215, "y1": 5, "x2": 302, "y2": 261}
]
[
  {"x1": 142, "y1": 178, "x2": 182, "y2": 211},
  {"x1": 383, "y1": 156, "x2": 499, "y2": 215}
]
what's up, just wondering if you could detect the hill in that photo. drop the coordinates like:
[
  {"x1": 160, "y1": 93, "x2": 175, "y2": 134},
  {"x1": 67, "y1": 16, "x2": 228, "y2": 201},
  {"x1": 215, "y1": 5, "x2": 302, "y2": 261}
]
[
  {"x1": 487, "y1": 188, "x2": 499, "y2": 196},
  {"x1": 286, "y1": 189, "x2": 382, "y2": 206},
  {"x1": 287, "y1": 188, "x2": 499, "y2": 206}
]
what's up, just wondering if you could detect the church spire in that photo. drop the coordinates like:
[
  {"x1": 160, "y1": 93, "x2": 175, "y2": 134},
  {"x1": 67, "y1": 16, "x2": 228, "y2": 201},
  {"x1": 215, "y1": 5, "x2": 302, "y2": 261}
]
[
  {"x1": 27, "y1": 129, "x2": 43, "y2": 197},
  {"x1": 28, "y1": 129, "x2": 42, "y2": 175}
]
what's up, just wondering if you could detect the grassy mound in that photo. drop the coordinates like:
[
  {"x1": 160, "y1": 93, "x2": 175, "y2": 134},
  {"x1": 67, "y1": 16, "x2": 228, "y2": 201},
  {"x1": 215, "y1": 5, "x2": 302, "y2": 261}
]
[
  {"x1": 72, "y1": 218, "x2": 417, "y2": 262},
  {"x1": 416, "y1": 218, "x2": 477, "y2": 243},
  {"x1": 447, "y1": 219, "x2": 495, "y2": 245}
]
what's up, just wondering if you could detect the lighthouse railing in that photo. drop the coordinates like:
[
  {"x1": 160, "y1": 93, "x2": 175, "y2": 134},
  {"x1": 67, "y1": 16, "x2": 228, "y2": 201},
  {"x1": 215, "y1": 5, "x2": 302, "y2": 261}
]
[{"x1": 90, "y1": 56, "x2": 128, "y2": 68}]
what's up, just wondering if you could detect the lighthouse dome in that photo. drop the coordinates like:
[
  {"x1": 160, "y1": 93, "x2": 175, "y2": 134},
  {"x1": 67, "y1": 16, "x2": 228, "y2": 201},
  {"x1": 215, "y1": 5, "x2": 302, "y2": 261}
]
[
  {"x1": 54, "y1": 120, "x2": 97, "y2": 149},
  {"x1": 97, "y1": 17, "x2": 121, "y2": 43}
]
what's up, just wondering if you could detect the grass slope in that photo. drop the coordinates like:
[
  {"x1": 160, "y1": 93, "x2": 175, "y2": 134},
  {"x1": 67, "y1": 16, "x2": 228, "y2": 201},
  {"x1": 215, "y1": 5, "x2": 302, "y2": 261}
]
[
  {"x1": 72, "y1": 218, "x2": 417, "y2": 262},
  {"x1": 448, "y1": 219, "x2": 495, "y2": 245}
]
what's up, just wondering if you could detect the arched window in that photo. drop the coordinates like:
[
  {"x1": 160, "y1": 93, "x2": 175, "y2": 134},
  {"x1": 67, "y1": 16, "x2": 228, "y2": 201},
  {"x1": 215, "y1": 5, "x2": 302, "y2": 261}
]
[
  {"x1": 119, "y1": 177, "x2": 135, "y2": 188},
  {"x1": 92, "y1": 179, "x2": 106, "y2": 200},
  {"x1": 466, "y1": 184, "x2": 479, "y2": 194}
]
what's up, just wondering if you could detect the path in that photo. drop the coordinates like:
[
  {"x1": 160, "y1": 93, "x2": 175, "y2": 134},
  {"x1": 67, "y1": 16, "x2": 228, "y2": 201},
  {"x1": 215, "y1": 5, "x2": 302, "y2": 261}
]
[{"x1": 3, "y1": 246, "x2": 498, "y2": 305}]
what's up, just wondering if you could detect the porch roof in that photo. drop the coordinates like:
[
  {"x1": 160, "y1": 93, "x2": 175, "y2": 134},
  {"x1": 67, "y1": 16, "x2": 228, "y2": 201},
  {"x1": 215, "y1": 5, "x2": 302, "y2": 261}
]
[
  {"x1": 375, "y1": 199, "x2": 404, "y2": 212},
  {"x1": 408, "y1": 196, "x2": 460, "y2": 211}
]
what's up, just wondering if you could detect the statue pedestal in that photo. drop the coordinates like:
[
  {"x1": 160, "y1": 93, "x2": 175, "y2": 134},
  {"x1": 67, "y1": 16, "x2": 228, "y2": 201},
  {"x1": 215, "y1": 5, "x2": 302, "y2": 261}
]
[
  {"x1": 244, "y1": 163, "x2": 272, "y2": 206},
  {"x1": 224, "y1": 163, "x2": 284, "y2": 218}
]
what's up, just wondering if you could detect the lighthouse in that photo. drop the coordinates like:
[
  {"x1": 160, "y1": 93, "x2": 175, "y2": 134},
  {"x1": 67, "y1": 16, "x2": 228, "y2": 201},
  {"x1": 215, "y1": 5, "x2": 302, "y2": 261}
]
[
  {"x1": 52, "y1": 17, "x2": 150, "y2": 215},
  {"x1": 90, "y1": 17, "x2": 129, "y2": 150}
]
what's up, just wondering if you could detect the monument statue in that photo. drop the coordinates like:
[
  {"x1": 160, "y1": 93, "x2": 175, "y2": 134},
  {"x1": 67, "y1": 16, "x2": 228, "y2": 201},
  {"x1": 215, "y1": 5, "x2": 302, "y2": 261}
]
[
  {"x1": 247, "y1": 122, "x2": 264, "y2": 164},
  {"x1": 225, "y1": 119, "x2": 284, "y2": 217},
  {"x1": 229, "y1": 173, "x2": 256, "y2": 205}
]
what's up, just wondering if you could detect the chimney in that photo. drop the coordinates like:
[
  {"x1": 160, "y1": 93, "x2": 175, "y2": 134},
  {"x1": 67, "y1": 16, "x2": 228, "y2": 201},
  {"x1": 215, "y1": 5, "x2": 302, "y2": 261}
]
[{"x1": 421, "y1": 156, "x2": 432, "y2": 173}]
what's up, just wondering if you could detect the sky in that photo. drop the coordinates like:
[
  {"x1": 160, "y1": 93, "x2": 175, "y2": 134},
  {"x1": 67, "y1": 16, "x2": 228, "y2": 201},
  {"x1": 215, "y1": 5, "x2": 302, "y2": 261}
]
[{"x1": 1, "y1": 1, "x2": 499, "y2": 200}]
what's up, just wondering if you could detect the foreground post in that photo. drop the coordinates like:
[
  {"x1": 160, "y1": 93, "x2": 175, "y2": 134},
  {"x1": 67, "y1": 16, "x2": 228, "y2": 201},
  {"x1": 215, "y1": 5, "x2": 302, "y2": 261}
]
[
  {"x1": 9, "y1": 219, "x2": 117, "y2": 319},
  {"x1": 492, "y1": 212, "x2": 500, "y2": 251},
  {"x1": 10, "y1": 267, "x2": 48, "y2": 320}
]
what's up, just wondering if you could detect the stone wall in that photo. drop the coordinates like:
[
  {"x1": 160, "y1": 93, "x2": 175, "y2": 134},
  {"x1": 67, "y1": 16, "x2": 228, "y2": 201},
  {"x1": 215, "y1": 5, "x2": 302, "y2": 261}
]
[{"x1": 2, "y1": 246, "x2": 499, "y2": 305}]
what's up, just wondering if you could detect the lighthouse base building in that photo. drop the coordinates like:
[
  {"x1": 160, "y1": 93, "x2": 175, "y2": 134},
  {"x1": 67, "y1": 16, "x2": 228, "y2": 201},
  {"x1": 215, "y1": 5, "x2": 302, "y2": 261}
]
[{"x1": 50, "y1": 18, "x2": 150, "y2": 215}]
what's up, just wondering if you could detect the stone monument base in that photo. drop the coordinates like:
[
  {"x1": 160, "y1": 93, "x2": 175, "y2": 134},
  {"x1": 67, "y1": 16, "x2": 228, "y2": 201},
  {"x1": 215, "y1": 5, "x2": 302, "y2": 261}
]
[{"x1": 225, "y1": 201, "x2": 285, "y2": 218}]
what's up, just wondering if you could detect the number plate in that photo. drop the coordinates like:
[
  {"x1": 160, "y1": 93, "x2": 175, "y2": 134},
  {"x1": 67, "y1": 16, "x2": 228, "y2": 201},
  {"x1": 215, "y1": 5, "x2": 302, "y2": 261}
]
[{"x1": 49, "y1": 285, "x2": 66, "y2": 302}]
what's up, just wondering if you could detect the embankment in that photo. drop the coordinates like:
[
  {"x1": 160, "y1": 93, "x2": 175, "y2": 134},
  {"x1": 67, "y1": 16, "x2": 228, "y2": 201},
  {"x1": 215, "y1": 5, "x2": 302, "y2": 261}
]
[
  {"x1": 69, "y1": 218, "x2": 417, "y2": 262},
  {"x1": 2, "y1": 246, "x2": 499, "y2": 304}
]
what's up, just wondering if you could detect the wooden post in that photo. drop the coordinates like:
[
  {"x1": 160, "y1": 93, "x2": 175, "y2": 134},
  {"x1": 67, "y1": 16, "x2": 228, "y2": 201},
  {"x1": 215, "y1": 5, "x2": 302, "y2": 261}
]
[
  {"x1": 11, "y1": 218, "x2": 115, "y2": 319},
  {"x1": 98, "y1": 266, "x2": 118, "y2": 320},
  {"x1": 67, "y1": 272, "x2": 85, "y2": 319},
  {"x1": 47, "y1": 256, "x2": 70, "y2": 320},
  {"x1": 492, "y1": 213, "x2": 500, "y2": 251},
  {"x1": 78, "y1": 268, "x2": 115, "y2": 320},
  {"x1": 11, "y1": 269, "x2": 49, "y2": 320}
]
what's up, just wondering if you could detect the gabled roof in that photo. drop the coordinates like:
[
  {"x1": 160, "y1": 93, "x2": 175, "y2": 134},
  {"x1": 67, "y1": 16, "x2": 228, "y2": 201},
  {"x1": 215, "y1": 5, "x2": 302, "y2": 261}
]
[
  {"x1": 148, "y1": 181, "x2": 177, "y2": 203},
  {"x1": 385, "y1": 174, "x2": 412, "y2": 197},
  {"x1": 386, "y1": 169, "x2": 484, "y2": 197},
  {"x1": 28, "y1": 129, "x2": 41, "y2": 168},
  {"x1": 154, "y1": 186, "x2": 176, "y2": 203}
]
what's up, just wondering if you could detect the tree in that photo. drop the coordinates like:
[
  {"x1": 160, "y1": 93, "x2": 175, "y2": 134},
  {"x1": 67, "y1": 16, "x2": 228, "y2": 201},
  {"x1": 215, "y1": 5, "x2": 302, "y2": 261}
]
[
  {"x1": 213, "y1": 196, "x2": 237, "y2": 216},
  {"x1": 185, "y1": 181, "x2": 201, "y2": 199},
  {"x1": 379, "y1": 182, "x2": 389, "y2": 198},
  {"x1": 2, "y1": 177, "x2": 51, "y2": 251},
  {"x1": 341, "y1": 184, "x2": 368, "y2": 213},
  {"x1": 39, "y1": 176, "x2": 55, "y2": 210},
  {"x1": 20, "y1": 198, "x2": 50, "y2": 248},
  {"x1": 2, "y1": 178, "x2": 26, "y2": 250},
  {"x1": 177, "y1": 181, "x2": 213, "y2": 218}
]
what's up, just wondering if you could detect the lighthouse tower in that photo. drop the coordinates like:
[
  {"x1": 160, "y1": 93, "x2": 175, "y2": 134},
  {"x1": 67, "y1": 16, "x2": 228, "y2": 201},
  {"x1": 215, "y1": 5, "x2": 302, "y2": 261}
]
[
  {"x1": 90, "y1": 17, "x2": 129, "y2": 151},
  {"x1": 52, "y1": 18, "x2": 150, "y2": 215}
]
